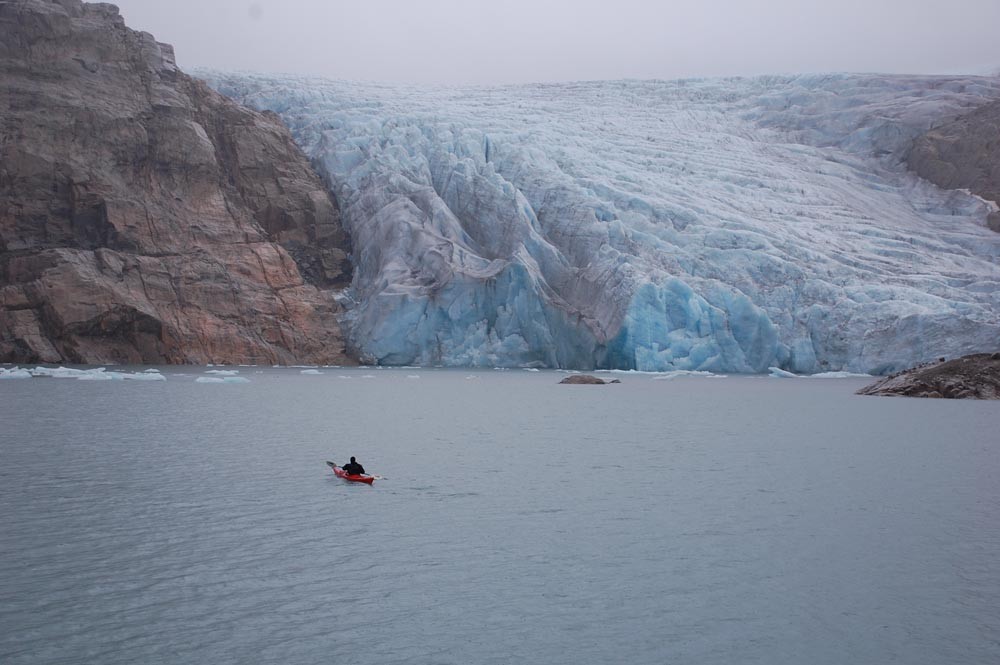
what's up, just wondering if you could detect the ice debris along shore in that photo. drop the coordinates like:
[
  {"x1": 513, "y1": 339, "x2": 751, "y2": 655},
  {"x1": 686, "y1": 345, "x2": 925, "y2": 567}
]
[
  {"x1": 211, "y1": 74, "x2": 1000, "y2": 374},
  {"x1": 0, "y1": 367, "x2": 165, "y2": 380},
  {"x1": 0, "y1": 366, "x2": 256, "y2": 383}
]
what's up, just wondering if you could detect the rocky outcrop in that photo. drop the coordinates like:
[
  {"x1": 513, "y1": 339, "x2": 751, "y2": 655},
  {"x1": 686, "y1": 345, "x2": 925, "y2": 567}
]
[
  {"x1": 0, "y1": 0, "x2": 353, "y2": 364},
  {"x1": 559, "y1": 374, "x2": 620, "y2": 385},
  {"x1": 908, "y1": 99, "x2": 1000, "y2": 232},
  {"x1": 857, "y1": 353, "x2": 1000, "y2": 399}
]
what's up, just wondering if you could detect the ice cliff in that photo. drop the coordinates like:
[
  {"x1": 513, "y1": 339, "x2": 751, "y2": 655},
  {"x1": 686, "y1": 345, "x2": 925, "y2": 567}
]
[{"x1": 209, "y1": 74, "x2": 1000, "y2": 373}]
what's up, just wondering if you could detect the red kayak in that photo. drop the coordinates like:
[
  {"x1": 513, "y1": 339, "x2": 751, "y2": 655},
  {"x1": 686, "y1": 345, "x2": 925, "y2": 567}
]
[{"x1": 326, "y1": 461, "x2": 375, "y2": 485}]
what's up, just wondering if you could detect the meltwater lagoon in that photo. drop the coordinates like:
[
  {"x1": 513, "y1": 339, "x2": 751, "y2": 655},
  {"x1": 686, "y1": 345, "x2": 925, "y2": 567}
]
[{"x1": 1, "y1": 368, "x2": 998, "y2": 664}]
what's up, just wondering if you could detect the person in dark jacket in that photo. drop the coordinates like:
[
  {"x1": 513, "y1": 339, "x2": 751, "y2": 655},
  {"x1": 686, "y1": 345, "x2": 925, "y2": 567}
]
[{"x1": 342, "y1": 457, "x2": 365, "y2": 475}]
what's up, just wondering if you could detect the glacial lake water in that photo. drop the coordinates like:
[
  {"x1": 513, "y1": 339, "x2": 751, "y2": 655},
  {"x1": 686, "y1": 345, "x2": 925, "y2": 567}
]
[{"x1": 1, "y1": 367, "x2": 998, "y2": 665}]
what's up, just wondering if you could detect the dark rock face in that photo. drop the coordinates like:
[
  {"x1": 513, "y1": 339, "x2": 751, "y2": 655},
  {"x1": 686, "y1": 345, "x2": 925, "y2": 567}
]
[
  {"x1": 908, "y1": 99, "x2": 1000, "y2": 232},
  {"x1": 0, "y1": 0, "x2": 353, "y2": 364},
  {"x1": 857, "y1": 353, "x2": 1000, "y2": 399},
  {"x1": 559, "y1": 374, "x2": 619, "y2": 384}
]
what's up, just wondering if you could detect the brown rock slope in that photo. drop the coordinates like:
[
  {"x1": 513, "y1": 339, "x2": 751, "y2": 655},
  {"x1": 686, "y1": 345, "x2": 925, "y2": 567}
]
[
  {"x1": 857, "y1": 353, "x2": 1000, "y2": 399},
  {"x1": 0, "y1": 0, "x2": 353, "y2": 364},
  {"x1": 908, "y1": 98, "x2": 1000, "y2": 232}
]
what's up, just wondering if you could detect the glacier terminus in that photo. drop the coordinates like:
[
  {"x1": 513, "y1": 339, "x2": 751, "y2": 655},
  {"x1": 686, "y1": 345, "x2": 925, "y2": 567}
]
[{"x1": 208, "y1": 74, "x2": 1000, "y2": 374}]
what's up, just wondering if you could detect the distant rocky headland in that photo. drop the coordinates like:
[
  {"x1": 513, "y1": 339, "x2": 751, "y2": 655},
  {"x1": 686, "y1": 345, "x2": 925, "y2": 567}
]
[
  {"x1": 0, "y1": 0, "x2": 352, "y2": 365},
  {"x1": 857, "y1": 353, "x2": 1000, "y2": 399}
]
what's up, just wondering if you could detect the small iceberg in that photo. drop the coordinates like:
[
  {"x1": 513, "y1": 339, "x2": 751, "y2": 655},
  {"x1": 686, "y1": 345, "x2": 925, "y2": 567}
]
[
  {"x1": 808, "y1": 371, "x2": 873, "y2": 379},
  {"x1": 651, "y1": 370, "x2": 720, "y2": 380},
  {"x1": 769, "y1": 367, "x2": 872, "y2": 379},
  {"x1": 300, "y1": 369, "x2": 323, "y2": 375},
  {"x1": 0, "y1": 368, "x2": 32, "y2": 379},
  {"x1": 204, "y1": 369, "x2": 240, "y2": 376},
  {"x1": 30, "y1": 366, "x2": 87, "y2": 378},
  {"x1": 123, "y1": 372, "x2": 166, "y2": 381},
  {"x1": 196, "y1": 376, "x2": 251, "y2": 384}
]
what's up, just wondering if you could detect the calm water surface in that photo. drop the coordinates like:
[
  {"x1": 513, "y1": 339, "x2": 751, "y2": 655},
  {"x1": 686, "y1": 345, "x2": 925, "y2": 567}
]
[{"x1": 1, "y1": 368, "x2": 998, "y2": 664}]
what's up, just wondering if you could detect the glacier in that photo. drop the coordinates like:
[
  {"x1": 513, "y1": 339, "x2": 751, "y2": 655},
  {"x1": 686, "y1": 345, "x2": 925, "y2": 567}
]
[{"x1": 207, "y1": 73, "x2": 1000, "y2": 373}]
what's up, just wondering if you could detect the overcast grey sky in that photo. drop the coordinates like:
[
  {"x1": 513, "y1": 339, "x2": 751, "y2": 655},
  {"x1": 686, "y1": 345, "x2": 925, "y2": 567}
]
[{"x1": 114, "y1": 0, "x2": 1000, "y2": 84}]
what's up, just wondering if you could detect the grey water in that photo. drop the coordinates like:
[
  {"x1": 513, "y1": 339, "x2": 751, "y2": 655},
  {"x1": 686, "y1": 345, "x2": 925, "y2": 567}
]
[{"x1": 1, "y1": 368, "x2": 998, "y2": 665}]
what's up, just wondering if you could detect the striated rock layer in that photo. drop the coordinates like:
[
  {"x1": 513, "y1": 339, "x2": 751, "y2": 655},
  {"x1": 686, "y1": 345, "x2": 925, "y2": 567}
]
[
  {"x1": 908, "y1": 98, "x2": 1000, "y2": 232},
  {"x1": 0, "y1": 0, "x2": 352, "y2": 365},
  {"x1": 857, "y1": 353, "x2": 1000, "y2": 399}
]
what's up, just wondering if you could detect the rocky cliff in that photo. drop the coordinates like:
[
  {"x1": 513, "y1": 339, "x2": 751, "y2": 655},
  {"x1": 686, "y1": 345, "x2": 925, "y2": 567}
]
[
  {"x1": 0, "y1": 0, "x2": 352, "y2": 365},
  {"x1": 908, "y1": 98, "x2": 1000, "y2": 232}
]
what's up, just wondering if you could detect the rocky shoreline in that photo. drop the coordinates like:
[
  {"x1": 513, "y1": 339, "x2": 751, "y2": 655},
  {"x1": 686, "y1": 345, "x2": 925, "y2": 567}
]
[{"x1": 857, "y1": 353, "x2": 1000, "y2": 400}]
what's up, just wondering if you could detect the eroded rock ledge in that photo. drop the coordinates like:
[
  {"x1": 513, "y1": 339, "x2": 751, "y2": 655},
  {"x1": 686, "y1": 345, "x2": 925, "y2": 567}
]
[
  {"x1": 857, "y1": 353, "x2": 1000, "y2": 399},
  {"x1": 0, "y1": 0, "x2": 353, "y2": 365}
]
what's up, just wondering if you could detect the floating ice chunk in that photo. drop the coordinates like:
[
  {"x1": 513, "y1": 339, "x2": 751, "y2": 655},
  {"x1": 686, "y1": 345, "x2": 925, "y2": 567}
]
[
  {"x1": 651, "y1": 370, "x2": 720, "y2": 380},
  {"x1": 406, "y1": 374, "x2": 420, "y2": 379},
  {"x1": 338, "y1": 375, "x2": 352, "y2": 379},
  {"x1": 361, "y1": 374, "x2": 376, "y2": 379},
  {"x1": 769, "y1": 367, "x2": 872, "y2": 379},
  {"x1": 300, "y1": 369, "x2": 323, "y2": 375},
  {"x1": 807, "y1": 371, "x2": 873, "y2": 379},
  {"x1": 522, "y1": 368, "x2": 540, "y2": 372},
  {"x1": 76, "y1": 367, "x2": 125, "y2": 381},
  {"x1": 30, "y1": 366, "x2": 85, "y2": 378},
  {"x1": 123, "y1": 372, "x2": 167, "y2": 381},
  {"x1": 204, "y1": 369, "x2": 239, "y2": 376},
  {"x1": 143, "y1": 368, "x2": 161, "y2": 373},
  {"x1": 0, "y1": 368, "x2": 32, "y2": 379},
  {"x1": 196, "y1": 376, "x2": 251, "y2": 384}
]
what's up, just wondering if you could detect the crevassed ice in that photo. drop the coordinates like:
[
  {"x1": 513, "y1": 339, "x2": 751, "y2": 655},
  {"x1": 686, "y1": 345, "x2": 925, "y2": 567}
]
[{"x1": 208, "y1": 73, "x2": 1000, "y2": 373}]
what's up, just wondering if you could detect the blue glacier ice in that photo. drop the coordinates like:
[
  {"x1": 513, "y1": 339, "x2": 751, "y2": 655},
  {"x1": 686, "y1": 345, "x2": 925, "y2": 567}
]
[{"x1": 207, "y1": 73, "x2": 1000, "y2": 373}]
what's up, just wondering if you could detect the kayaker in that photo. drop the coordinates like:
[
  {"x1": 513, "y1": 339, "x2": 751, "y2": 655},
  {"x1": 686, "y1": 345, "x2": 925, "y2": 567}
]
[{"x1": 342, "y1": 457, "x2": 365, "y2": 475}]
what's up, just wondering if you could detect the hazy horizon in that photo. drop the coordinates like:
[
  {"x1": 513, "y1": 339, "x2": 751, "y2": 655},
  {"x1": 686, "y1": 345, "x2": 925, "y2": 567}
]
[{"x1": 112, "y1": 0, "x2": 1000, "y2": 85}]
